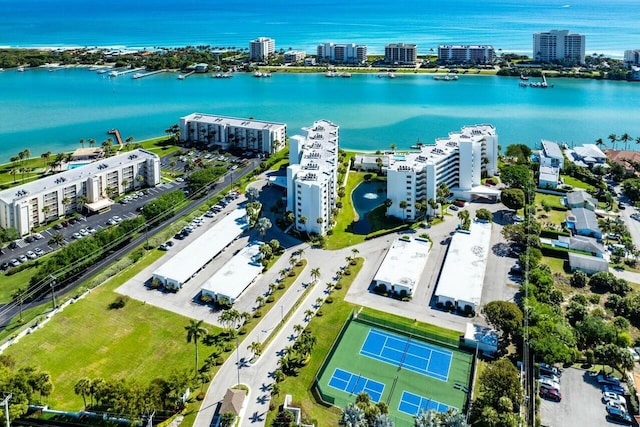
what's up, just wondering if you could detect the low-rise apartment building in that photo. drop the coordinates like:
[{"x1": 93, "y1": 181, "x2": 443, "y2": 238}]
[
  {"x1": 283, "y1": 50, "x2": 306, "y2": 63},
  {"x1": 385, "y1": 125, "x2": 499, "y2": 221},
  {"x1": 286, "y1": 120, "x2": 339, "y2": 235},
  {"x1": 179, "y1": 113, "x2": 287, "y2": 154},
  {"x1": 0, "y1": 149, "x2": 160, "y2": 235},
  {"x1": 438, "y1": 45, "x2": 495, "y2": 64}
]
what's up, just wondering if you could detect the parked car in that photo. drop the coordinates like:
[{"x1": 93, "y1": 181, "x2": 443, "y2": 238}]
[
  {"x1": 204, "y1": 211, "x2": 216, "y2": 218},
  {"x1": 33, "y1": 233, "x2": 44, "y2": 240},
  {"x1": 510, "y1": 265, "x2": 524, "y2": 276},
  {"x1": 86, "y1": 226, "x2": 97, "y2": 234},
  {"x1": 26, "y1": 250, "x2": 37, "y2": 259},
  {"x1": 539, "y1": 387, "x2": 561, "y2": 402},
  {"x1": 0, "y1": 262, "x2": 9, "y2": 271},
  {"x1": 34, "y1": 248, "x2": 44, "y2": 256},
  {"x1": 79, "y1": 228, "x2": 89, "y2": 237},
  {"x1": 603, "y1": 384, "x2": 626, "y2": 395},
  {"x1": 598, "y1": 374, "x2": 621, "y2": 386},
  {"x1": 449, "y1": 204, "x2": 459, "y2": 211},
  {"x1": 603, "y1": 391, "x2": 625, "y2": 405},
  {"x1": 607, "y1": 407, "x2": 633, "y2": 425},
  {"x1": 8, "y1": 242, "x2": 18, "y2": 250},
  {"x1": 539, "y1": 363, "x2": 562, "y2": 377},
  {"x1": 606, "y1": 400, "x2": 627, "y2": 414},
  {"x1": 18, "y1": 255, "x2": 28, "y2": 263},
  {"x1": 165, "y1": 241, "x2": 174, "y2": 247},
  {"x1": 174, "y1": 233, "x2": 186, "y2": 240},
  {"x1": 10, "y1": 259, "x2": 20, "y2": 267},
  {"x1": 539, "y1": 378, "x2": 560, "y2": 391},
  {"x1": 72, "y1": 232, "x2": 82, "y2": 239},
  {"x1": 54, "y1": 223, "x2": 64, "y2": 230},
  {"x1": 512, "y1": 214, "x2": 524, "y2": 222},
  {"x1": 539, "y1": 373, "x2": 561, "y2": 384},
  {"x1": 158, "y1": 243, "x2": 170, "y2": 251}
]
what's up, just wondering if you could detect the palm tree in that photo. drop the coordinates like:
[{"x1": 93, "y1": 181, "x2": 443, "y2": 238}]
[
  {"x1": 351, "y1": 248, "x2": 359, "y2": 258},
  {"x1": 273, "y1": 369, "x2": 286, "y2": 383},
  {"x1": 121, "y1": 179, "x2": 129, "y2": 194},
  {"x1": 373, "y1": 414, "x2": 394, "y2": 427},
  {"x1": 399, "y1": 200, "x2": 408, "y2": 221},
  {"x1": 297, "y1": 248, "x2": 305, "y2": 262},
  {"x1": 384, "y1": 198, "x2": 393, "y2": 215},
  {"x1": 293, "y1": 324, "x2": 304, "y2": 336},
  {"x1": 247, "y1": 341, "x2": 263, "y2": 360},
  {"x1": 315, "y1": 297, "x2": 324, "y2": 308},
  {"x1": 41, "y1": 151, "x2": 51, "y2": 169},
  {"x1": 390, "y1": 143, "x2": 397, "y2": 153},
  {"x1": 185, "y1": 319, "x2": 208, "y2": 376},
  {"x1": 621, "y1": 133, "x2": 632, "y2": 151},
  {"x1": 42, "y1": 205, "x2": 51, "y2": 222},
  {"x1": 316, "y1": 216, "x2": 324, "y2": 231},
  {"x1": 255, "y1": 295, "x2": 265, "y2": 308},
  {"x1": 635, "y1": 136, "x2": 640, "y2": 150},
  {"x1": 268, "y1": 283, "x2": 277, "y2": 295},
  {"x1": 48, "y1": 232, "x2": 65, "y2": 247},
  {"x1": 298, "y1": 215, "x2": 308, "y2": 236},
  {"x1": 608, "y1": 133, "x2": 619, "y2": 150},
  {"x1": 310, "y1": 267, "x2": 321, "y2": 284},
  {"x1": 88, "y1": 138, "x2": 96, "y2": 148},
  {"x1": 74, "y1": 378, "x2": 91, "y2": 409},
  {"x1": 440, "y1": 408, "x2": 469, "y2": 427},
  {"x1": 76, "y1": 195, "x2": 87, "y2": 213},
  {"x1": 270, "y1": 382, "x2": 280, "y2": 397},
  {"x1": 341, "y1": 403, "x2": 366, "y2": 427},
  {"x1": 79, "y1": 138, "x2": 85, "y2": 148},
  {"x1": 61, "y1": 197, "x2": 70, "y2": 216},
  {"x1": 304, "y1": 309, "x2": 314, "y2": 321},
  {"x1": 414, "y1": 409, "x2": 440, "y2": 427},
  {"x1": 9, "y1": 168, "x2": 17, "y2": 183},
  {"x1": 256, "y1": 217, "x2": 272, "y2": 238}
]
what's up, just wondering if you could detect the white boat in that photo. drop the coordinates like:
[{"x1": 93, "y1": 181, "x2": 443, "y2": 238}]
[
  {"x1": 108, "y1": 70, "x2": 118, "y2": 77},
  {"x1": 0, "y1": 68, "x2": 4, "y2": 72},
  {"x1": 17, "y1": 66, "x2": 25, "y2": 72},
  {"x1": 341, "y1": 72, "x2": 352, "y2": 78},
  {"x1": 388, "y1": 72, "x2": 396, "y2": 79},
  {"x1": 97, "y1": 69, "x2": 108, "y2": 74},
  {"x1": 325, "y1": 71, "x2": 336, "y2": 78},
  {"x1": 132, "y1": 72, "x2": 143, "y2": 79},
  {"x1": 254, "y1": 71, "x2": 263, "y2": 77},
  {"x1": 178, "y1": 74, "x2": 185, "y2": 80},
  {"x1": 434, "y1": 74, "x2": 458, "y2": 81}
]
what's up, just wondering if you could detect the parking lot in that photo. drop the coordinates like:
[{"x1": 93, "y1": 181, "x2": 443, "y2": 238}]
[{"x1": 539, "y1": 367, "x2": 628, "y2": 427}]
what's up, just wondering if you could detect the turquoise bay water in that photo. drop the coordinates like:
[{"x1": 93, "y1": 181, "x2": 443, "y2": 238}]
[{"x1": 1, "y1": 68, "x2": 640, "y2": 162}]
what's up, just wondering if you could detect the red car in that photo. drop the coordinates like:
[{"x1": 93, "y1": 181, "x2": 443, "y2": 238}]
[{"x1": 540, "y1": 387, "x2": 562, "y2": 402}]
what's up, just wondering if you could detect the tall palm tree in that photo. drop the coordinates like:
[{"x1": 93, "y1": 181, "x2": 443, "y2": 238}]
[
  {"x1": 399, "y1": 200, "x2": 408, "y2": 221},
  {"x1": 79, "y1": 138, "x2": 85, "y2": 148},
  {"x1": 440, "y1": 408, "x2": 469, "y2": 427},
  {"x1": 255, "y1": 295, "x2": 265, "y2": 308},
  {"x1": 76, "y1": 195, "x2": 87, "y2": 213},
  {"x1": 310, "y1": 267, "x2": 321, "y2": 284},
  {"x1": 293, "y1": 324, "x2": 304, "y2": 335},
  {"x1": 341, "y1": 403, "x2": 366, "y2": 427},
  {"x1": 635, "y1": 136, "x2": 640, "y2": 150},
  {"x1": 256, "y1": 217, "x2": 272, "y2": 238},
  {"x1": 608, "y1": 133, "x2": 619, "y2": 150},
  {"x1": 74, "y1": 378, "x2": 91, "y2": 409},
  {"x1": 298, "y1": 215, "x2": 308, "y2": 236},
  {"x1": 373, "y1": 414, "x2": 394, "y2": 427},
  {"x1": 351, "y1": 248, "x2": 359, "y2": 258},
  {"x1": 88, "y1": 138, "x2": 96, "y2": 148},
  {"x1": 304, "y1": 309, "x2": 314, "y2": 321},
  {"x1": 185, "y1": 319, "x2": 208, "y2": 376},
  {"x1": 61, "y1": 197, "x2": 70, "y2": 216},
  {"x1": 620, "y1": 133, "x2": 632, "y2": 151},
  {"x1": 41, "y1": 151, "x2": 51, "y2": 169},
  {"x1": 247, "y1": 341, "x2": 263, "y2": 360},
  {"x1": 414, "y1": 409, "x2": 441, "y2": 427}
]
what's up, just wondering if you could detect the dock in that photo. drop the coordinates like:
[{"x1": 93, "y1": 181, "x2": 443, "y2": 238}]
[
  {"x1": 107, "y1": 129, "x2": 124, "y2": 150},
  {"x1": 108, "y1": 67, "x2": 145, "y2": 77},
  {"x1": 178, "y1": 71, "x2": 195, "y2": 80},
  {"x1": 132, "y1": 69, "x2": 166, "y2": 79}
]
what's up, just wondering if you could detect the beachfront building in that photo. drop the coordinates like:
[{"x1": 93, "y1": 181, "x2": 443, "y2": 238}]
[
  {"x1": 624, "y1": 50, "x2": 640, "y2": 66},
  {"x1": 565, "y1": 144, "x2": 607, "y2": 169},
  {"x1": 283, "y1": 50, "x2": 306, "y2": 64},
  {"x1": 385, "y1": 125, "x2": 499, "y2": 221},
  {"x1": 249, "y1": 37, "x2": 275, "y2": 61},
  {"x1": 371, "y1": 237, "x2": 431, "y2": 297},
  {"x1": 0, "y1": 149, "x2": 160, "y2": 236},
  {"x1": 286, "y1": 120, "x2": 339, "y2": 235},
  {"x1": 178, "y1": 113, "x2": 287, "y2": 154},
  {"x1": 437, "y1": 45, "x2": 495, "y2": 64},
  {"x1": 316, "y1": 43, "x2": 367, "y2": 64},
  {"x1": 533, "y1": 29, "x2": 585, "y2": 65},
  {"x1": 384, "y1": 43, "x2": 417, "y2": 65}
]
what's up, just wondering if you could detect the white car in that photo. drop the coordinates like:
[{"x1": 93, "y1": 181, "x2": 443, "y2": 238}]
[
  {"x1": 112, "y1": 215, "x2": 122, "y2": 223},
  {"x1": 603, "y1": 391, "x2": 625, "y2": 405},
  {"x1": 33, "y1": 233, "x2": 44, "y2": 240},
  {"x1": 539, "y1": 378, "x2": 560, "y2": 391},
  {"x1": 26, "y1": 250, "x2": 37, "y2": 259},
  {"x1": 107, "y1": 218, "x2": 117, "y2": 226},
  {"x1": 606, "y1": 400, "x2": 627, "y2": 413},
  {"x1": 34, "y1": 248, "x2": 44, "y2": 256},
  {"x1": 86, "y1": 227, "x2": 97, "y2": 234},
  {"x1": 72, "y1": 232, "x2": 82, "y2": 239},
  {"x1": 79, "y1": 228, "x2": 89, "y2": 237}
]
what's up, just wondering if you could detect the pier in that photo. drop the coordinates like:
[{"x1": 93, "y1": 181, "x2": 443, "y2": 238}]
[
  {"x1": 108, "y1": 67, "x2": 145, "y2": 77},
  {"x1": 132, "y1": 69, "x2": 166, "y2": 79},
  {"x1": 177, "y1": 71, "x2": 195, "y2": 80},
  {"x1": 107, "y1": 129, "x2": 124, "y2": 150}
]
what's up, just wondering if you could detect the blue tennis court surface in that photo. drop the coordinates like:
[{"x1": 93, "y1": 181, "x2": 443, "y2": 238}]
[
  {"x1": 398, "y1": 391, "x2": 453, "y2": 416},
  {"x1": 360, "y1": 328, "x2": 453, "y2": 382},
  {"x1": 328, "y1": 368, "x2": 385, "y2": 403}
]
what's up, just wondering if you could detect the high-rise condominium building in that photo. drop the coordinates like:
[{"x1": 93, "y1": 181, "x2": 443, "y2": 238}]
[
  {"x1": 249, "y1": 37, "x2": 275, "y2": 61},
  {"x1": 286, "y1": 120, "x2": 339, "y2": 236},
  {"x1": 179, "y1": 113, "x2": 287, "y2": 154},
  {"x1": 438, "y1": 45, "x2": 495, "y2": 64},
  {"x1": 533, "y1": 30, "x2": 585, "y2": 65},
  {"x1": 384, "y1": 43, "x2": 417, "y2": 65},
  {"x1": 385, "y1": 125, "x2": 499, "y2": 221},
  {"x1": 316, "y1": 43, "x2": 367, "y2": 64},
  {"x1": 624, "y1": 50, "x2": 640, "y2": 66}
]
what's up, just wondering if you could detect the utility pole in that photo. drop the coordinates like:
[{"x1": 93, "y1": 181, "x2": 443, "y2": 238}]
[
  {"x1": 49, "y1": 275, "x2": 57, "y2": 309},
  {"x1": 235, "y1": 336, "x2": 241, "y2": 387},
  {"x1": 1, "y1": 393, "x2": 12, "y2": 427}
]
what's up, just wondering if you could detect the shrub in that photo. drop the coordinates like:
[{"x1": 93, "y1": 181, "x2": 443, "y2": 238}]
[
  {"x1": 109, "y1": 295, "x2": 128, "y2": 310},
  {"x1": 215, "y1": 357, "x2": 225, "y2": 366},
  {"x1": 200, "y1": 293, "x2": 214, "y2": 304},
  {"x1": 288, "y1": 270, "x2": 296, "y2": 277},
  {"x1": 266, "y1": 295, "x2": 275, "y2": 303},
  {"x1": 253, "y1": 310, "x2": 263, "y2": 318},
  {"x1": 334, "y1": 283, "x2": 342, "y2": 290},
  {"x1": 238, "y1": 327, "x2": 247, "y2": 335},
  {"x1": 316, "y1": 310, "x2": 323, "y2": 317},
  {"x1": 344, "y1": 269, "x2": 351, "y2": 276},
  {"x1": 325, "y1": 297, "x2": 334, "y2": 304},
  {"x1": 277, "y1": 283, "x2": 286, "y2": 290}
]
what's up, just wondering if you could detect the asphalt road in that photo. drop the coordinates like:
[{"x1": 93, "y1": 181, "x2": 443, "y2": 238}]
[{"x1": 0, "y1": 159, "x2": 260, "y2": 331}]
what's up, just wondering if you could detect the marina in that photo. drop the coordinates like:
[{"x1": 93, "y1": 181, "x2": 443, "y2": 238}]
[
  {"x1": 132, "y1": 69, "x2": 167, "y2": 79},
  {"x1": 108, "y1": 67, "x2": 145, "y2": 77}
]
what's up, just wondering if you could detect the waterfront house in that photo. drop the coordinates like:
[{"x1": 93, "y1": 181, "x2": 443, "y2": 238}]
[
  {"x1": 565, "y1": 144, "x2": 607, "y2": 169},
  {"x1": 565, "y1": 190, "x2": 597, "y2": 211}
]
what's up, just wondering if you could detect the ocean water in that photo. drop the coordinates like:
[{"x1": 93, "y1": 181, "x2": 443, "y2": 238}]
[
  {"x1": 1, "y1": 0, "x2": 640, "y2": 162},
  {"x1": 1, "y1": 68, "x2": 640, "y2": 162},
  {"x1": 2, "y1": 0, "x2": 639, "y2": 57}
]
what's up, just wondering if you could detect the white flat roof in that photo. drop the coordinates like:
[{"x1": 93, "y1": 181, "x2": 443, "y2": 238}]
[
  {"x1": 373, "y1": 237, "x2": 431, "y2": 292},
  {"x1": 201, "y1": 241, "x2": 264, "y2": 301},
  {"x1": 180, "y1": 113, "x2": 286, "y2": 131},
  {"x1": 435, "y1": 221, "x2": 492, "y2": 307},
  {"x1": 153, "y1": 208, "x2": 248, "y2": 285}
]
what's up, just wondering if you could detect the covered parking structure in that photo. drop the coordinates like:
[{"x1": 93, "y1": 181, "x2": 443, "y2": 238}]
[
  {"x1": 371, "y1": 237, "x2": 431, "y2": 297},
  {"x1": 434, "y1": 221, "x2": 491, "y2": 313},
  {"x1": 200, "y1": 241, "x2": 264, "y2": 305},
  {"x1": 152, "y1": 208, "x2": 248, "y2": 290}
]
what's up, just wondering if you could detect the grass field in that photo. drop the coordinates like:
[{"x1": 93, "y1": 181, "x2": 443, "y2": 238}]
[
  {"x1": 561, "y1": 175, "x2": 595, "y2": 191},
  {"x1": 316, "y1": 318, "x2": 472, "y2": 426},
  {"x1": 3, "y1": 249, "x2": 220, "y2": 410}
]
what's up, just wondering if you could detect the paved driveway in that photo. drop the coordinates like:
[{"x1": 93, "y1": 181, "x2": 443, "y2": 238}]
[{"x1": 539, "y1": 367, "x2": 617, "y2": 427}]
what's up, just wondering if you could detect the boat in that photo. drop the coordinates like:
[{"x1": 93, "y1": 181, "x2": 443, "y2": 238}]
[
  {"x1": 17, "y1": 66, "x2": 25, "y2": 72},
  {"x1": 341, "y1": 72, "x2": 352, "y2": 78},
  {"x1": 0, "y1": 68, "x2": 4, "y2": 72},
  {"x1": 177, "y1": 74, "x2": 185, "y2": 80},
  {"x1": 254, "y1": 71, "x2": 263, "y2": 78},
  {"x1": 132, "y1": 73, "x2": 144, "y2": 79},
  {"x1": 388, "y1": 73, "x2": 396, "y2": 79},
  {"x1": 108, "y1": 70, "x2": 118, "y2": 77},
  {"x1": 325, "y1": 71, "x2": 336, "y2": 78},
  {"x1": 97, "y1": 69, "x2": 108, "y2": 74},
  {"x1": 434, "y1": 74, "x2": 458, "y2": 81},
  {"x1": 520, "y1": 74, "x2": 529, "y2": 81}
]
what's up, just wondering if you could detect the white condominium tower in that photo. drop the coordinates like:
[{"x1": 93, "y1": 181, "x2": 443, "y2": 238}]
[
  {"x1": 286, "y1": 120, "x2": 339, "y2": 236},
  {"x1": 533, "y1": 30, "x2": 585, "y2": 65},
  {"x1": 316, "y1": 43, "x2": 367, "y2": 64},
  {"x1": 249, "y1": 37, "x2": 275, "y2": 61},
  {"x1": 178, "y1": 113, "x2": 287, "y2": 154},
  {"x1": 384, "y1": 43, "x2": 417, "y2": 65},
  {"x1": 386, "y1": 125, "x2": 498, "y2": 221},
  {"x1": 438, "y1": 45, "x2": 495, "y2": 64}
]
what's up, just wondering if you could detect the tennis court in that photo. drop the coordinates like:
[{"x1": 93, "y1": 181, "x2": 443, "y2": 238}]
[
  {"x1": 328, "y1": 368, "x2": 385, "y2": 403},
  {"x1": 398, "y1": 391, "x2": 451, "y2": 416},
  {"x1": 316, "y1": 316, "x2": 473, "y2": 425},
  {"x1": 360, "y1": 328, "x2": 452, "y2": 382}
]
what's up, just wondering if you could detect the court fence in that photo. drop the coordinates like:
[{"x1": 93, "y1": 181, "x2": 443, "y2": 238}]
[
  {"x1": 313, "y1": 310, "x2": 355, "y2": 406},
  {"x1": 355, "y1": 311, "x2": 462, "y2": 349}
]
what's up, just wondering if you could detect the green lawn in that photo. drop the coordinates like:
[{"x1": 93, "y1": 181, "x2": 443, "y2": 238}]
[
  {"x1": 561, "y1": 175, "x2": 595, "y2": 191},
  {"x1": 0, "y1": 265, "x2": 39, "y2": 303},
  {"x1": 534, "y1": 193, "x2": 566, "y2": 211},
  {"x1": 2, "y1": 249, "x2": 219, "y2": 410}
]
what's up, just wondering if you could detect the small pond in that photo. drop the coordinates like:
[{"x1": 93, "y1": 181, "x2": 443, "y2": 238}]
[{"x1": 351, "y1": 180, "x2": 387, "y2": 234}]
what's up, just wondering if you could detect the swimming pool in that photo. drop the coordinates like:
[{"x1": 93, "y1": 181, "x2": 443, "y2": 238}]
[{"x1": 67, "y1": 162, "x2": 90, "y2": 170}]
